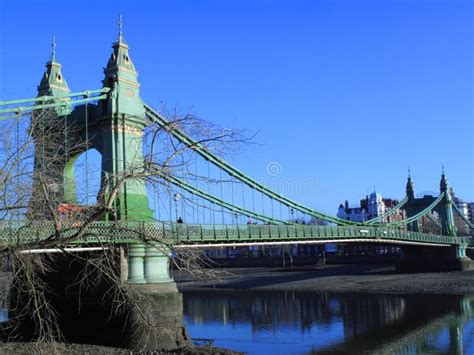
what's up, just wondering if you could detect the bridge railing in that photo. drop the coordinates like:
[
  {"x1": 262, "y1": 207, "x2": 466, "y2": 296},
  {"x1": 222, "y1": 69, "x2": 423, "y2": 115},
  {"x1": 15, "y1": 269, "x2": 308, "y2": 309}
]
[
  {"x1": 169, "y1": 223, "x2": 468, "y2": 246},
  {"x1": 0, "y1": 221, "x2": 470, "y2": 246}
]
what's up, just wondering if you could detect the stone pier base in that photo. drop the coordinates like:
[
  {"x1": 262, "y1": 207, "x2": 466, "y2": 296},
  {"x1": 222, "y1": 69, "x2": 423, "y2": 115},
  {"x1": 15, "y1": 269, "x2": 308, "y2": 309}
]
[
  {"x1": 5, "y1": 248, "x2": 189, "y2": 351},
  {"x1": 125, "y1": 283, "x2": 189, "y2": 351},
  {"x1": 123, "y1": 243, "x2": 189, "y2": 350},
  {"x1": 466, "y1": 248, "x2": 474, "y2": 260}
]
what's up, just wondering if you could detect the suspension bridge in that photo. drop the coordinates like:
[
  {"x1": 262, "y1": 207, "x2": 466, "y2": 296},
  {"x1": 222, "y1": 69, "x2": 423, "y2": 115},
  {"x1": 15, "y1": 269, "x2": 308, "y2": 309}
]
[{"x1": 0, "y1": 21, "x2": 472, "y2": 285}]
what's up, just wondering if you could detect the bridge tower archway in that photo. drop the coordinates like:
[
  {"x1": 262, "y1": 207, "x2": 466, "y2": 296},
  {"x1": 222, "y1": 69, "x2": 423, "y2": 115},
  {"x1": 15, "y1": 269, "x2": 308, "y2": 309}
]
[{"x1": 64, "y1": 148, "x2": 103, "y2": 205}]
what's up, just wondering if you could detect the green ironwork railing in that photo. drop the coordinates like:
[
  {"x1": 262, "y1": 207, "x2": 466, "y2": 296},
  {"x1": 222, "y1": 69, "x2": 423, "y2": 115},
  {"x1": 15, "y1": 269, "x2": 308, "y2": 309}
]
[{"x1": 0, "y1": 220, "x2": 469, "y2": 247}]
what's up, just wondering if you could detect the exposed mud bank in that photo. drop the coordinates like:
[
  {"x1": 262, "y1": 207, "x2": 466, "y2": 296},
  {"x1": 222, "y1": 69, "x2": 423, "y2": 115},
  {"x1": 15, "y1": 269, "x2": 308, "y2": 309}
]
[{"x1": 175, "y1": 263, "x2": 474, "y2": 295}]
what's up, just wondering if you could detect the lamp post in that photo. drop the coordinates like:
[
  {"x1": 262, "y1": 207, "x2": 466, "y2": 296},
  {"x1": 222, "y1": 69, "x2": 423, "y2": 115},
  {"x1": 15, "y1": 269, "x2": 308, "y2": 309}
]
[
  {"x1": 174, "y1": 192, "x2": 180, "y2": 222},
  {"x1": 290, "y1": 208, "x2": 295, "y2": 224}
]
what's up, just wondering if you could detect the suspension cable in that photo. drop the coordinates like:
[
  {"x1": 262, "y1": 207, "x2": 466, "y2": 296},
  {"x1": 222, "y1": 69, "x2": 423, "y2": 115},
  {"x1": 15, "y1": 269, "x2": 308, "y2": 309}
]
[
  {"x1": 145, "y1": 104, "x2": 450, "y2": 229},
  {"x1": 144, "y1": 105, "x2": 406, "y2": 227},
  {"x1": 366, "y1": 196, "x2": 409, "y2": 224},
  {"x1": 85, "y1": 102, "x2": 89, "y2": 204},
  {"x1": 156, "y1": 171, "x2": 290, "y2": 225},
  {"x1": 452, "y1": 203, "x2": 474, "y2": 229}
]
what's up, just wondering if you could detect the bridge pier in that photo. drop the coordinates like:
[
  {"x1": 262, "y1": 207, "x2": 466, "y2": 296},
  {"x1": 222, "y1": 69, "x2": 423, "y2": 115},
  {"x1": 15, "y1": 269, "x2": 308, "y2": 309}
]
[
  {"x1": 125, "y1": 282, "x2": 189, "y2": 351},
  {"x1": 455, "y1": 244, "x2": 467, "y2": 259},
  {"x1": 5, "y1": 248, "x2": 188, "y2": 351},
  {"x1": 126, "y1": 242, "x2": 189, "y2": 351},
  {"x1": 128, "y1": 243, "x2": 174, "y2": 284},
  {"x1": 455, "y1": 243, "x2": 474, "y2": 271},
  {"x1": 144, "y1": 244, "x2": 174, "y2": 283},
  {"x1": 128, "y1": 244, "x2": 146, "y2": 284}
]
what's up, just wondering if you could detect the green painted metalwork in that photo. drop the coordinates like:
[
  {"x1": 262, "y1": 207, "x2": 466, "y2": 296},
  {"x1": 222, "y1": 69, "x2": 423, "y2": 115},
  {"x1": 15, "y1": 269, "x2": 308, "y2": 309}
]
[
  {"x1": 128, "y1": 243, "x2": 146, "y2": 284},
  {"x1": 0, "y1": 220, "x2": 469, "y2": 247},
  {"x1": 0, "y1": 88, "x2": 110, "y2": 108},
  {"x1": 158, "y1": 171, "x2": 290, "y2": 225},
  {"x1": 0, "y1": 28, "x2": 465, "y2": 240},
  {"x1": 147, "y1": 102, "x2": 448, "y2": 230},
  {"x1": 0, "y1": 95, "x2": 108, "y2": 116},
  {"x1": 366, "y1": 196, "x2": 408, "y2": 224},
  {"x1": 456, "y1": 244, "x2": 467, "y2": 258},
  {"x1": 23, "y1": 31, "x2": 153, "y2": 221},
  {"x1": 0, "y1": 23, "x2": 469, "y2": 288},
  {"x1": 95, "y1": 34, "x2": 153, "y2": 220},
  {"x1": 144, "y1": 244, "x2": 173, "y2": 283},
  {"x1": 144, "y1": 104, "x2": 412, "y2": 228},
  {"x1": 383, "y1": 193, "x2": 445, "y2": 227},
  {"x1": 0, "y1": 58, "x2": 448, "y2": 229},
  {"x1": 426, "y1": 213, "x2": 442, "y2": 229},
  {"x1": 144, "y1": 104, "x2": 356, "y2": 226},
  {"x1": 452, "y1": 201, "x2": 474, "y2": 230},
  {"x1": 439, "y1": 173, "x2": 457, "y2": 236}
]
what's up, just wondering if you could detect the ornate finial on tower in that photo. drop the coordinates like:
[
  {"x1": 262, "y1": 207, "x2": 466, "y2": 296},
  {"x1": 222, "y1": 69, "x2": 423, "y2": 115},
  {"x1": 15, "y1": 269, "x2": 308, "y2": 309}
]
[
  {"x1": 118, "y1": 14, "x2": 124, "y2": 43},
  {"x1": 38, "y1": 34, "x2": 70, "y2": 98},
  {"x1": 51, "y1": 35, "x2": 56, "y2": 62},
  {"x1": 102, "y1": 14, "x2": 142, "y2": 115},
  {"x1": 406, "y1": 169, "x2": 415, "y2": 200},
  {"x1": 440, "y1": 164, "x2": 449, "y2": 193}
]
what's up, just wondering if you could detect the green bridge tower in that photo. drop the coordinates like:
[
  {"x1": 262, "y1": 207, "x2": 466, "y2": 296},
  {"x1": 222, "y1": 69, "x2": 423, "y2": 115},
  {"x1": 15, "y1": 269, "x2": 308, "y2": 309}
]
[
  {"x1": 29, "y1": 23, "x2": 153, "y2": 221},
  {"x1": 439, "y1": 168, "x2": 456, "y2": 237},
  {"x1": 28, "y1": 20, "x2": 175, "y2": 285}
]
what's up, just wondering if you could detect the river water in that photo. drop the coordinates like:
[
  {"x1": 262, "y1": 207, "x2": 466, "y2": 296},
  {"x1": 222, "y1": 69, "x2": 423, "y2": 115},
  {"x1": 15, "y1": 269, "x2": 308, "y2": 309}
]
[
  {"x1": 183, "y1": 291, "x2": 474, "y2": 354},
  {"x1": 0, "y1": 290, "x2": 472, "y2": 353}
]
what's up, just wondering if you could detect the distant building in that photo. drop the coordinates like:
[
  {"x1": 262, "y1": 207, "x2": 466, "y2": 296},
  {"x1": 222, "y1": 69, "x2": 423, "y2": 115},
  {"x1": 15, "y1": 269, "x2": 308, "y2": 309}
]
[
  {"x1": 337, "y1": 191, "x2": 406, "y2": 223},
  {"x1": 334, "y1": 190, "x2": 405, "y2": 257},
  {"x1": 469, "y1": 203, "x2": 474, "y2": 224}
]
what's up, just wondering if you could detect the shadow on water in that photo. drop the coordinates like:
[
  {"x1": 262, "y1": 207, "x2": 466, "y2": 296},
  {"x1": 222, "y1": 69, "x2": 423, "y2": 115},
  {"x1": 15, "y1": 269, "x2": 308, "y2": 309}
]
[{"x1": 183, "y1": 291, "x2": 474, "y2": 354}]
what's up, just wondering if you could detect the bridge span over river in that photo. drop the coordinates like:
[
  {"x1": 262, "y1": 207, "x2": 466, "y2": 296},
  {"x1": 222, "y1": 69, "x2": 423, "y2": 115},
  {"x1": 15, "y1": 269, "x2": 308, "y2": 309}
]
[{"x1": 0, "y1": 17, "x2": 472, "y2": 350}]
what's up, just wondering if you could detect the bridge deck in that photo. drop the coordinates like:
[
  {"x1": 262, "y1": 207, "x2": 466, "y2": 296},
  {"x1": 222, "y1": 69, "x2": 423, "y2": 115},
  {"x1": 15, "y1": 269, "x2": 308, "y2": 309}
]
[{"x1": 0, "y1": 221, "x2": 470, "y2": 247}]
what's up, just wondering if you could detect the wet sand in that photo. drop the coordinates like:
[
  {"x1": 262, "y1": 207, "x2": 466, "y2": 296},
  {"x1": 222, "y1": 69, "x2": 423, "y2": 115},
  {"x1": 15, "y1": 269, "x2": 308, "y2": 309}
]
[{"x1": 174, "y1": 263, "x2": 474, "y2": 295}]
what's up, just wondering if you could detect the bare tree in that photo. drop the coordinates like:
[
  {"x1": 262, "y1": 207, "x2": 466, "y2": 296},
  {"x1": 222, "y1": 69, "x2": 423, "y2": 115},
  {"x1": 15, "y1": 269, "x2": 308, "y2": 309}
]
[{"x1": 0, "y1": 103, "x2": 247, "y2": 351}]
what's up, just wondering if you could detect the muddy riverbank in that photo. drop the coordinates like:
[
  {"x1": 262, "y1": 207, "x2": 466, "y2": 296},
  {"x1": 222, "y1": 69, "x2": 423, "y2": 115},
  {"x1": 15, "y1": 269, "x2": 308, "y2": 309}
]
[
  {"x1": 174, "y1": 263, "x2": 474, "y2": 295},
  {"x1": 0, "y1": 342, "x2": 241, "y2": 354}
]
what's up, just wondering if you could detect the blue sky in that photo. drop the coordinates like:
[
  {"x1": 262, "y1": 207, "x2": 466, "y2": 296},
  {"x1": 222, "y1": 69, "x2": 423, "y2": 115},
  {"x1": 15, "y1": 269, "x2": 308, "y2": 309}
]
[{"x1": 0, "y1": 0, "x2": 472, "y2": 214}]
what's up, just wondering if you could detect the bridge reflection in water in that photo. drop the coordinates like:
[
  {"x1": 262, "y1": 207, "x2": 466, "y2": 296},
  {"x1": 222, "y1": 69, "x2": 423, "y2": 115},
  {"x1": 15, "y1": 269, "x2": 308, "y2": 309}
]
[{"x1": 183, "y1": 291, "x2": 473, "y2": 354}]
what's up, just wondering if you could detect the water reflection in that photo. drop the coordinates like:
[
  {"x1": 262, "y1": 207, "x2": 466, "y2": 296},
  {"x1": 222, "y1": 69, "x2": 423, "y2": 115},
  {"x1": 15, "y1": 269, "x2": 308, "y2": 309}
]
[{"x1": 183, "y1": 291, "x2": 474, "y2": 354}]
